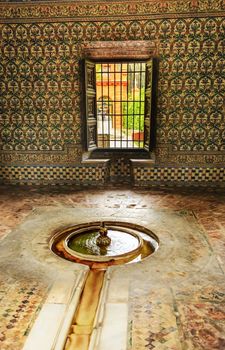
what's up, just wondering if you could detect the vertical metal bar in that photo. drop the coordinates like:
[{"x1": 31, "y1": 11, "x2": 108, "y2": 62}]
[
  {"x1": 143, "y1": 64, "x2": 146, "y2": 149},
  {"x1": 114, "y1": 63, "x2": 116, "y2": 148},
  {"x1": 101, "y1": 64, "x2": 104, "y2": 147},
  {"x1": 95, "y1": 64, "x2": 98, "y2": 148},
  {"x1": 139, "y1": 63, "x2": 142, "y2": 148},
  {"x1": 132, "y1": 63, "x2": 135, "y2": 148},
  {"x1": 107, "y1": 63, "x2": 110, "y2": 148},
  {"x1": 120, "y1": 63, "x2": 122, "y2": 148},
  {"x1": 126, "y1": 63, "x2": 129, "y2": 148}
]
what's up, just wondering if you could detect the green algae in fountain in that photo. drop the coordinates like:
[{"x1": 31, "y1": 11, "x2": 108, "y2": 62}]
[
  {"x1": 50, "y1": 220, "x2": 159, "y2": 266},
  {"x1": 67, "y1": 222, "x2": 140, "y2": 257}
]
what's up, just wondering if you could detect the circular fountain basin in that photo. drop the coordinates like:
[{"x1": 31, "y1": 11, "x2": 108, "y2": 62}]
[
  {"x1": 50, "y1": 221, "x2": 158, "y2": 267},
  {"x1": 64, "y1": 226, "x2": 142, "y2": 262}
]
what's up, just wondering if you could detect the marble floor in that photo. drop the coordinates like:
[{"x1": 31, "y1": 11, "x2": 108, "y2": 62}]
[{"x1": 0, "y1": 185, "x2": 224, "y2": 350}]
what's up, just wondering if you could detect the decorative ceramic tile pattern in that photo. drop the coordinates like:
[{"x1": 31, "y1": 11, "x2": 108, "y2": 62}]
[
  {"x1": 0, "y1": 165, "x2": 108, "y2": 185},
  {"x1": 129, "y1": 285, "x2": 225, "y2": 350},
  {"x1": 0, "y1": 18, "x2": 224, "y2": 163},
  {"x1": 110, "y1": 157, "x2": 131, "y2": 184},
  {"x1": 176, "y1": 288, "x2": 225, "y2": 350},
  {"x1": 130, "y1": 292, "x2": 182, "y2": 350},
  {"x1": 0, "y1": 275, "x2": 48, "y2": 350},
  {"x1": 0, "y1": 0, "x2": 224, "y2": 20},
  {"x1": 0, "y1": 3, "x2": 224, "y2": 185},
  {"x1": 156, "y1": 16, "x2": 225, "y2": 158},
  {"x1": 132, "y1": 166, "x2": 225, "y2": 186},
  {"x1": 3, "y1": 162, "x2": 223, "y2": 187},
  {"x1": 0, "y1": 22, "x2": 82, "y2": 162}
]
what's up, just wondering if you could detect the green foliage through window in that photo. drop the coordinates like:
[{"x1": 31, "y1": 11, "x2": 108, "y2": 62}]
[{"x1": 122, "y1": 88, "x2": 145, "y2": 131}]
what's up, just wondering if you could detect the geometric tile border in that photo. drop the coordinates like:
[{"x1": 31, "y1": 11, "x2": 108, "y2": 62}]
[
  {"x1": 0, "y1": 164, "x2": 224, "y2": 187},
  {"x1": 132, "y1": 166, "x2": 225, "y2": 187},
  {"x1": 0, "y1": 165, "x2": 109, "y2": 186}
]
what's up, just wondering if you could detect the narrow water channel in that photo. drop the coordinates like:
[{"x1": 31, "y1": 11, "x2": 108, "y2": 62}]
[{"x1": 64, "y1": 269, "x2": 105, "y2": 350}]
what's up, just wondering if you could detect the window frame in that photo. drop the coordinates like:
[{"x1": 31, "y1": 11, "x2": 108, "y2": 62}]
[{"x1": 82, "y1": 57, "x2": 158, "y2": 156}]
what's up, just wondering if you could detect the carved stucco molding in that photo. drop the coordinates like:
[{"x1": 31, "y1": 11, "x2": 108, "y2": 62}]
[
  {"x1": 0, "y1": 0, "x2": 224, "y2": 22},
  {"x1": 155, "y1": 144, "x2": 225, "y2": 166},
  {"x1": 82, "y1": 41, "x2": 157, "y2": 59},
  {"x1": 0, "y1": 145, "x2": 83, "y2": 166}
]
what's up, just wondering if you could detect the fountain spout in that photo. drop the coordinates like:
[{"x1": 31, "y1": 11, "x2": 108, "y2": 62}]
[{"x1": 96, "y1": 222, "x2": 111, "y2": 247}]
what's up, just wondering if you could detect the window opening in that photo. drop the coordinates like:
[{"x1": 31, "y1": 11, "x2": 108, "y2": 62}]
[
  {"x1": 84, "y1": 58, "x2": 154, "y2": 152},
  {"x1": 96, "y1": 62, "x2": 146, "y2": 149}
]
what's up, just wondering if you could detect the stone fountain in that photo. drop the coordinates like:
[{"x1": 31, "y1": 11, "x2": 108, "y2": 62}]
[{"x1": 50, "y1": 220, "x2": 158, "y2": 266}]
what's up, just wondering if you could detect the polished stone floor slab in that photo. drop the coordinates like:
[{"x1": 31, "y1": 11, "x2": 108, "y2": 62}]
[{"x1": 0, "y1": 186, "x2": 224, "y2": 350}]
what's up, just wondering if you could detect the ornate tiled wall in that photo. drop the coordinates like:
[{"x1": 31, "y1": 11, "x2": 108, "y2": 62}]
[
  {"x1": 0, "y1": 164, "x2": 108, "y2": 185},
  {"x1": 0, "y1": 0, "x2": 224, "y2": 186},
  {"x1": 110, "y1": 157, "x2": 131, "y2": 184},
  {"x1": 132, "y1": 165, "x2": 225, "y2": 187}
]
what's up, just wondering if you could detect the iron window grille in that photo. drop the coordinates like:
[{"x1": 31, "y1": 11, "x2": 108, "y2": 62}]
[{"x1": 83, "y1": 59, "x2": 155, "y2": 152}]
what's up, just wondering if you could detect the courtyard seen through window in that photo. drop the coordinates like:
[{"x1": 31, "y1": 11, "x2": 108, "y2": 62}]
[{"x1": 95, "y1": 62, "x2": 146, "y2": 149}]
